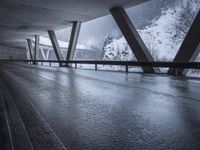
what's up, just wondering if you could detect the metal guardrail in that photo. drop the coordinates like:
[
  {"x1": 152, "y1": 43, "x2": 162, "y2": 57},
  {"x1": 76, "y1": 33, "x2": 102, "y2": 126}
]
[
  {"x1": 25, "y1": 59, "x2": 200, "y2": 69},
  {"x1": 1, "y1": 59, "x2": 200, "y2": 74}
]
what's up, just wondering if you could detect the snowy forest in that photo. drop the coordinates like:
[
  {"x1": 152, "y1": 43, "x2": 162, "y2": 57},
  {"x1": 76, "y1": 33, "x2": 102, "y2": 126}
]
[
  {"x1": 103, "y1": 0, "x2": 200, "y2": 62},
  {"x1": 55, "y1": 0, "x2": 200, "y2": 75}
]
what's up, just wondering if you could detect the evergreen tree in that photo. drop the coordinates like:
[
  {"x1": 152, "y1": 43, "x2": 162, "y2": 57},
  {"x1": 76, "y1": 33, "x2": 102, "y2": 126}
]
[
  {"x1": 102, "y1": 36, "x2": 113, "y2": 59},
  {"x1": 172, "y1": 0, "x2": 200, "y2": 42}
]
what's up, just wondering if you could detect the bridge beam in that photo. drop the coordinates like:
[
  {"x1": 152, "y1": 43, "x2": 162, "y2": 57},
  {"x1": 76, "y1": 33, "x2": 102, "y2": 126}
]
[
  {"x1": 110, "y1": 7, "x2": 160, "y2": 73},
  {"x1": 66, "y1": 21, "x2": 81, "y2": 61},
  {"x1": 34, "y1": 35, "x2": 40, "y2": 61},
  {"x1": 48, "y1": 30, "x2": 64, "y2": 66},
  {"x1": 168, "y1": 11, "x2": 200, "y2": 76},
  {"x1": 27, "y1": 39, "x2": 34, "y2": 61}
]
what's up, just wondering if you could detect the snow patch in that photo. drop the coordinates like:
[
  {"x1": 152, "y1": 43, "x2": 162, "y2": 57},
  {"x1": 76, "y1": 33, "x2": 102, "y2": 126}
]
[{"x1": 39, "y1": 37, "x2": 91, "y2": 50}]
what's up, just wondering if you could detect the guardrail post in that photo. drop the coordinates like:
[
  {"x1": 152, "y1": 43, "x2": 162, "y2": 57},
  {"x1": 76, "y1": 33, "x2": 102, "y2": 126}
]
[
  {"x1": 50, "y1": 62, "x2": 51, "y2": 67},
  {"x1": 95, "y1": 63, "x2": 97, "y2": 70},
  {"x1": 175, "y1": 68, "x2": 178, "y2": 76},
  {"x1": 41, "y1": 62, "x2": 43, "y2": 66},
  {"x1": 75, "y1": 63, "x2": 77, "y2": 69},
  {"x1": 126, "y1": 65, "x2": 128, "y2": 73}
]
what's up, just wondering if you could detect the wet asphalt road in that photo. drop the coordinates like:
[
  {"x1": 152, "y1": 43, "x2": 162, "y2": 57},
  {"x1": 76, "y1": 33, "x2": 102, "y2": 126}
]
[{"x1": 0, "y1": 62, "x2": 200, "y2": 150}]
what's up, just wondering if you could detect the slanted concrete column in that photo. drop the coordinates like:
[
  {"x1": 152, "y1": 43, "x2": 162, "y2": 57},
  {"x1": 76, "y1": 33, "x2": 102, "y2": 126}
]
[
  {"x1": 40, "y1": 48, "x2": 47, "y2": 60},
  {"x1": 168, "y1": 11, "x2": 200, "y2": 76},
  {"x1": 34, "y1": 35, "x2": 40, "y2": 61},
  {"x1": 48, "y1": 30, "x2": 64, "y2": 66},
  {"x1": 110, "y1": 7, "x2": 160, "y2": 73},
  {"x1": 46, "y1": 49, "x2": 50, "y2": 60},
  {"x1": 25, "y1": 42, "x2": 30, "y2": 60},
  {"x1": 66, "y1": 21, "x2": 81, "y2": 61},
  {"x1": 27, "y1": 39, "x2": 34, "y2": 60}
]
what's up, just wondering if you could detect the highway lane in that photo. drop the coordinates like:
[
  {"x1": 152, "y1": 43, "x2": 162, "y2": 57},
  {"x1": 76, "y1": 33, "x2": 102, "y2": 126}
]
[{"x1": 0, "y1": 62, "x2": 200, "y2": 150}]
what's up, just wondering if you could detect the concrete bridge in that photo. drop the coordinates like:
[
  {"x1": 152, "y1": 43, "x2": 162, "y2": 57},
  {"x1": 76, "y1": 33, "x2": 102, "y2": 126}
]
[{"x1": 0, "y1": 0, "x2": 200, "y2": 149}]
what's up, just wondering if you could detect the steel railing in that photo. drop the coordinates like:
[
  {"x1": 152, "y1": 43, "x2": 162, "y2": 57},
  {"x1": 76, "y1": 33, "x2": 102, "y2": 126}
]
[{"x1": 1, "y1": 59, "x2": 200, "y2": 75}]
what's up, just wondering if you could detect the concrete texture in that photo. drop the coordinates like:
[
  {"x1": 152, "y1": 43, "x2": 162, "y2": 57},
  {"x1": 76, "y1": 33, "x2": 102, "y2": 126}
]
[
  {"x1": 66, "y1": 21, "x2": 81, "y2": 61},
  {"x1": 0, "y1": 63, "x2": 200, "y2": 150},
  {"x1": 0, "y1": 0, "x2": 148, "y2": 48},
  {"x1": 0, "y1": 45, "x2": 26, "y2": 60},
  {"x1": 27, "y1": 39, "x2": 34, "y2": 60}
]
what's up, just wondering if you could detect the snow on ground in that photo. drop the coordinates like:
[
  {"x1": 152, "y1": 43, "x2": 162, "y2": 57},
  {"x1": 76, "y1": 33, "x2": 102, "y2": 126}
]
[
  {"x1": 76, "y1": 64, "x2": 142, "y2": 72},
  {"x1": 138, "y1": 7, "x2": 182, "y2": 61},
  {"x1": 101, "y1": 7, "x2": 182, "y2": 72},
  {"x1": 101, "y1": 5, "x2": 200, "y2": 77},
  {"x1": 103, "y1": 37, "x2": 134, "y2": 61},
  {"x1": 103, "y1": 7, "x2": 182, "y2": 62},
  {"x1": 38, "y1": 36, "x2": 91, "y2": 50},
  {"x1": 35, "y1": 2, "x2": 200, "y2": 77}
]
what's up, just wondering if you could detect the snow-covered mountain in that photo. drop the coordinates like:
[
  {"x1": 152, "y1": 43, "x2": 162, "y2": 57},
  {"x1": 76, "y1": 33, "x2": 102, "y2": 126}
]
[
  {"x1": 103, "y1": 37, "x2": 134, "y2": 61},
  {"x1": 103, "y1": 7, "x2": 182, "y2": 62},
  {"x1": 38, "y1": 36, "x2": 91, "y2": 50},
  {"x1": 138, "y1": 8, "x2": 181, "y2": 61},
  {"x1": 103, "y1": 1, "x2": 200, "y2": 63}
]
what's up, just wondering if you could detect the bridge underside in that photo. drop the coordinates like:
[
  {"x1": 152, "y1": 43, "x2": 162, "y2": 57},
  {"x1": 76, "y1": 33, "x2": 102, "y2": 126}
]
[
  {"x1": 0, "y1": 1, "x2": 200, "y2": 149},
  {"x1": 0, "y1": 62, "x2": 200, "y2": 150},
  {"x1": 0, "y1": 0, "x2": 199, "y2": 76},
  {"x1": 0, "y1": 0, "x2": 148, "y2": 48}
]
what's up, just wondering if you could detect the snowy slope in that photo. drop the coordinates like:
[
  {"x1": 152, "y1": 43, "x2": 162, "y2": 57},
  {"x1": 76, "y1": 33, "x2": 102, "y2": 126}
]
[
  {"x1": 103, "y1": 0, "x2": 200, "y2": 63},
  {"x1": 138, "y1": 8, "x2": 182, "y2": 61},
  {"x1": 103, "y1": 37, "x2": 134, "y2": 61},
  {"x1": 103, "y1": 7, "x2": 182, "y2": 62}
]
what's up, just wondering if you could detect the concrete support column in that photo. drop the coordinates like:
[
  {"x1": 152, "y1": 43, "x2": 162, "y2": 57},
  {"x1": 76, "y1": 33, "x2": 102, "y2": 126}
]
[
  {"x1": 27, "y1": 39, "x2": 34, "y2": 60},
  {"x1": 34, "y1": 35, "x2": 40, "y2": 61},
  {"x1": 46, "y1": 49, "x2": 50, "y2": 60},
  {"x1": 48, "y1": 30, "x2": 64, "y2": 66},
  {"x1": 66, "y1": 21, "x2": 81, "y2": 61},
  {"x1": 25, "y1": 42, "x2": 30, "y2": 60},
  {"x1": 168, "y1": 11, "x2": 200, "y2": 76},
  {"x1": 110, "y1": 7, "x2": 160, "y2": 73},
  {"x1": 40, "y1": 48, "x2": 47, "y2": 60}
]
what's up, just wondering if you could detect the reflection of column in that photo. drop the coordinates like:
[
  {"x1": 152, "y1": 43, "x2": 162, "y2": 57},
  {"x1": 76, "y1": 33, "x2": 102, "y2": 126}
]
[
  {"x1": 110, "y1": 7, "x2": 160, "y2": 73},
  {"x1": 168, "y1": 11, "x2": 200, "y2": 76},
  {"x1": 66, "y1": 21, "x2": 81, "y2": 61}
]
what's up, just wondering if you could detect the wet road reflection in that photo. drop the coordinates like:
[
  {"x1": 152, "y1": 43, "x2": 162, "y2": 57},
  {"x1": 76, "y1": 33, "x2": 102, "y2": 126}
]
[{"x1": 0, "y1": 63, "x2": 200, "y2": 150}]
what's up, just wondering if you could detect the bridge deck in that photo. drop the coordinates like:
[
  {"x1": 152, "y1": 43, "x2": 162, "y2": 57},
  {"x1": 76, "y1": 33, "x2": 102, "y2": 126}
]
[{"x1": 0, "y1": 63, "x2": 200, "y2": 150}]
